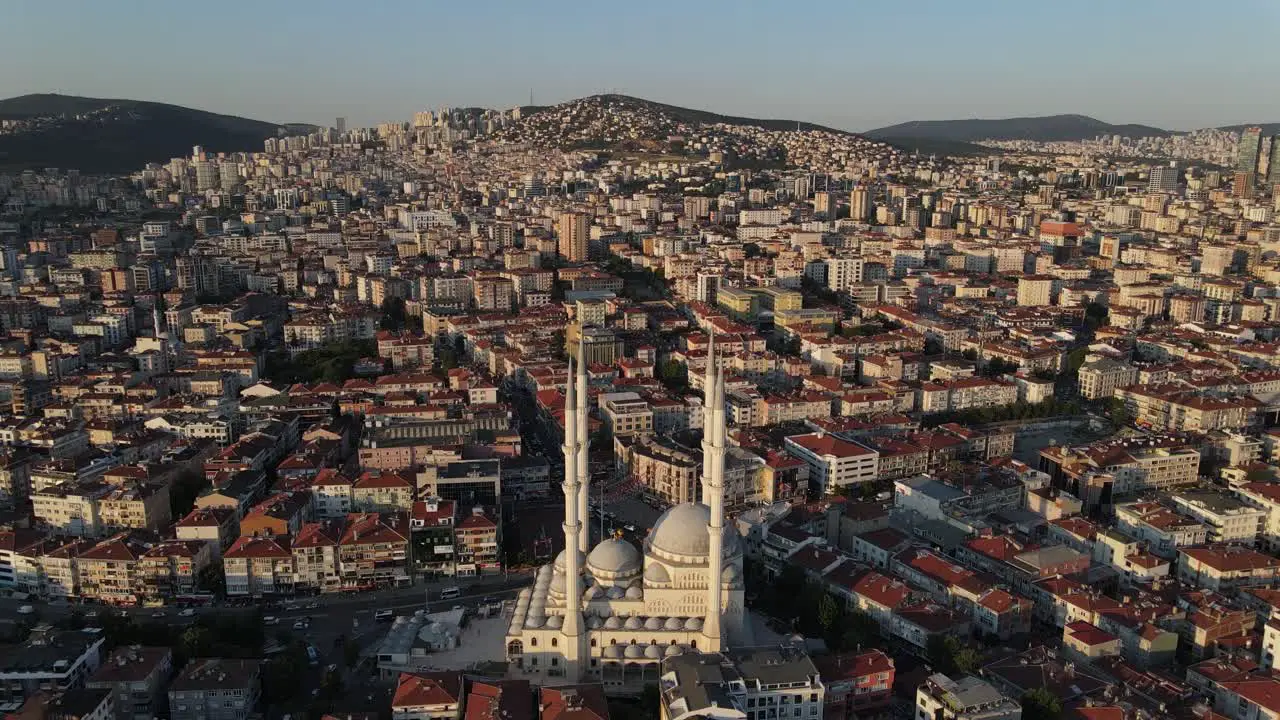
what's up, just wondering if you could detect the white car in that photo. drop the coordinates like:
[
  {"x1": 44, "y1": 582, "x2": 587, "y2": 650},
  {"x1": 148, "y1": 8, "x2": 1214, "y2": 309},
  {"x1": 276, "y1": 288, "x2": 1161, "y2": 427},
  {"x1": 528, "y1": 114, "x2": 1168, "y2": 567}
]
[
  {"x1": 17, "y1": 605, "x2": 34, "y2": 615},
  {"x1": 293, "y1": 619, "x2": 309, "y2": 630},
  {"x1": 178, "y1": 609, "x2": 196, "y2": 617}
]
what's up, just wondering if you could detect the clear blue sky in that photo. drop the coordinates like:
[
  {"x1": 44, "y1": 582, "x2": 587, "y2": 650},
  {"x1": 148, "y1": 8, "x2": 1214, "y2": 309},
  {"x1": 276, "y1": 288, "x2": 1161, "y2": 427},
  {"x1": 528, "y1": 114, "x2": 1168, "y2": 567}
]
[{"x1": 4, "y1": 0, "x2": 1278, "y2": 131}]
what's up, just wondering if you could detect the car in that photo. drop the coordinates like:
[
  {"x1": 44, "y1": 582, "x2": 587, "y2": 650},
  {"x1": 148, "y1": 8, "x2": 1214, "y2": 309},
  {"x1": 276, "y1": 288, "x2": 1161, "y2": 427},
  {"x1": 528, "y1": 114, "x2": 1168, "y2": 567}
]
[
  {"x1": 150, "y1": 610, "x2": 166, "y2": 618},
  {"x1": 293, "y1": 620, "x2": 309, "y2": 630},
  {"x1": 264, "y1": 616, "x2": 280, "y2": 626},
  {"x1": 624, "y1": 524, "x2": 637, "y2": 532},
  {"x1": 306, "y1": 601, "x2": 320, "y2": 609},
  {"x1": 178, "y1": 609, "x2": 196, "y2": 617},
  {"x1": 374, "y1": 609, "x2": 394, "y2": 622},
  {"x1": 84, "y1": 609, "x2": 99, "y2": 619},
  {"x1": 17, "y1": 605, "x2": 34, "y2": 615}
]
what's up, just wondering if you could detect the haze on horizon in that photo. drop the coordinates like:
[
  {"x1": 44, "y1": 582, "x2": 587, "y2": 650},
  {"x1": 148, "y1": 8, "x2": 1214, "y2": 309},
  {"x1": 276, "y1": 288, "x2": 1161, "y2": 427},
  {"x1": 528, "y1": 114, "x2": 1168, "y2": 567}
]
[{"x1": 3, "y1": 0, "x2": 1277, "y2": 133}]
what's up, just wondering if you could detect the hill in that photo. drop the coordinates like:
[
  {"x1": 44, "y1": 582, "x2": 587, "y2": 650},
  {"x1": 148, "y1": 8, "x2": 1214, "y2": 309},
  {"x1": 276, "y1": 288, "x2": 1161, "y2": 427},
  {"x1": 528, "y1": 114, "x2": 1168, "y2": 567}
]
[
  {"x1": 492, "y1": 94, "x2": 901, "y2": 169},
  {"x1": 865, "y1": 114, "x2": 1174, "y2": 143},
  {"x1": 0, "y1": 93, "x2": 313, "y2": 173},
  {"x1": 1218, "y1": 123, "x2": 1280, "y2": 136}
]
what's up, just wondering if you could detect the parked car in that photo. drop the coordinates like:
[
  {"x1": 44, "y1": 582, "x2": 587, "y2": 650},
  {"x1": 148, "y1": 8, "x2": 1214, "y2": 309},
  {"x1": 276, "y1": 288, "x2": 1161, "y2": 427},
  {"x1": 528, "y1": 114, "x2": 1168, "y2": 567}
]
[{"x1": 17, "y1": 605, "x2": 34, "y2": 615}]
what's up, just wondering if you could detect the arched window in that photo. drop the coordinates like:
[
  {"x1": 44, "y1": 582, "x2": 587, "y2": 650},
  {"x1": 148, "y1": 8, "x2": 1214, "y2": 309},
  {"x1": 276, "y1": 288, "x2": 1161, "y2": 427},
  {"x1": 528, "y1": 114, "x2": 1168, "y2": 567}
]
[
  {"x1": 551, "y1": 637, "x2": 558, "y2": 647},
  {"x1": 531, "y1": 637, "x2": 538, "y2": 647},
  {"x1": 611, "y1": 638, "x2": 617, "y2": 645},
  {"x1": 590, "y1": 638, "x2": 597, "y2": 647},
  {"x1": 690, "y1": 639, "x2": 697, "y2": 649},
  {"x1": 507, "y1": 640, "x2": 523, "y2": 655}
]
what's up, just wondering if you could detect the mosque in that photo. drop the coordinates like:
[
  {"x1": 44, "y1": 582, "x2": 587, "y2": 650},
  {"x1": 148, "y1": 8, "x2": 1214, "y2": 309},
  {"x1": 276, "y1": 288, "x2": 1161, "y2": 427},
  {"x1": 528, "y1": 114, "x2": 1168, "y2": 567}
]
[{"x1": 505, "y1": 338, "x2": 745, "y2": 689}]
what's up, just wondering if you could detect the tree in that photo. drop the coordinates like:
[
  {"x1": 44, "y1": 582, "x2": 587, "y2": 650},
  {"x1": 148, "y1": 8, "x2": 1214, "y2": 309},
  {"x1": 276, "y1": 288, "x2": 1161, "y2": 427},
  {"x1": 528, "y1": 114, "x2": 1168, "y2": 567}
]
[
  {"x1": 1107, "y1": 397, "x2": 1133, "y2": 428},
  {"x1": 180, "y1": 626, "x2": 213, "y2": 657},
  {"x1": 343, "y1": 638, "x2": 361, "y2": 668},
  {"x1": 817, "y1": 593, "x2": 840, "y2": 635},
  {"x1": 1020, "y1": 688, "x2": 1063, "y2": 720},
  {"x1": 379, "y1": 297, "x2": 407, "y2": 331},
  {"x1": 954, "y1": 646, "x2": 982, "y2": 675},
  {"x1": 169, "y1": 470, "x2": 209, "y2": 520},
  {"x1": 1066, "y1": 347, "x2": 1088, "y2": 373},
  {"x1": 657, "y1": 359, "x2": 688, "y2": 391},
  {"x1": 1083, "y1": 302, "x2": 1108, "y2": 329}
]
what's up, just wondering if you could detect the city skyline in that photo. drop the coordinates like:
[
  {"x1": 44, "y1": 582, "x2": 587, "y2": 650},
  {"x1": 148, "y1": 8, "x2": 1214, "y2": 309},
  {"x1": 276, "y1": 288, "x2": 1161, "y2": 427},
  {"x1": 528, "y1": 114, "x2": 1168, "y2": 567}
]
[{"x1": 4, "y1": 0, "x2": 1280, "y2": 132}]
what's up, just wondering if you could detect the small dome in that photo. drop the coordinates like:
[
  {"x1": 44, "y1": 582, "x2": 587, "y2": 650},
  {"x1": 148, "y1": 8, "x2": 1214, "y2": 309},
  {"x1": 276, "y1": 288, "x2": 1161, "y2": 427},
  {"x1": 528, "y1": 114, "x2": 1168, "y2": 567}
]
[
  {"x1": 587, "y1": 616, "x2": 603, "y2": 629},
  {"x1": 684, "y1": 617, "x2": 703, "y2": 631},
  {"x1": 524, "y1": 616, "x2": 544, "y2": 629},
  {"x1": 624, "y1": 644, "x2": 644, "y2": 659},
  {"x1": 664, "y1": 617, "x2": 684, "y2": 630},
  {"x1": 624, "y1": 616, "x2": 644, "y2": 630},
  {"x1": 508, "y1": 623, "x2": 521, "y2": 635},
  {"x1": 587, "y1": 538, "x2": 642, "y2": 578},
  {"x1": 550, "y1": 573, "x2": 566, "y2": 594},
  {"x1": 625, "y1": 586, "x2": 644, "y2": 600},
  {"x1": 644, "y1": 616, "x2": 664, "y2": 630},
  {"x1": 644, "y1": 563, "x2": 671, "y2": 584},
  {"x1": 722, "y1": 565, "x2": 742, "y2": 584},
  {"x1": 554, "y1": 549, "x2": 586, "y2": 574},
  {"x1": 665, "y1": 644, "x2": 683, "y2": 656},
  {"x1": 604, "y1": 616, "x2": 623, "y2": 630},
  {"x1": 545, "y1": 615, "x2": 564, "y2": 630},
  {"x1": 606, "y1": 586, "x2": 626, "y2": 599},
  {"x1": 644, "y1": 644, "x2": 664, "y2": 659},
  {"x1": 604, "y1": 645, "x2": 623, "y2": 659}
]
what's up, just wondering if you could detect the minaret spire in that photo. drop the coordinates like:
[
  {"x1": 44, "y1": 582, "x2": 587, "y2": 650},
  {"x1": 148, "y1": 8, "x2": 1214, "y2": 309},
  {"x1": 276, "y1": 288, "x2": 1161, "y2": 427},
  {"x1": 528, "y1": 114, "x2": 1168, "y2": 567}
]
[
  {"x1": 701, "y1": 332, "x2": 716, "y2": 503},
  {"x1": 703, "y1": 363, "x2": 727, "y2": 647},
  {"x1": 560, "y1": 354, "x2": 584, "y2": 677},
  {"x1": 576, "y1": 334, "x2": 590, "y2": 551}
]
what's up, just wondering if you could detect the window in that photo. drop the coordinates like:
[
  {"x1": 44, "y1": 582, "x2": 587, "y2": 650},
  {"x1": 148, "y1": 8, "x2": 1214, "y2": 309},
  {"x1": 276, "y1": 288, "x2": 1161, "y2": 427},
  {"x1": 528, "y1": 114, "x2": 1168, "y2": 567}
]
[
  {"x1": 551, "y1": 638, "x2": 558, "y2": 648},
  {"x1": 531, "y1": 638, "x2": 537, "y2": 647}
]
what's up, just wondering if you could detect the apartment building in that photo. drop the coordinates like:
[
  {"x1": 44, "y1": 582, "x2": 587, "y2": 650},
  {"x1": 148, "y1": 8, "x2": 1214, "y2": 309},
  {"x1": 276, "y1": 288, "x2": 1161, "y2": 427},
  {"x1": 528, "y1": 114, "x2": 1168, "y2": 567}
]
[
  {"x1": 454, "y1": 506, "x2": 500, "y2": 577},
  {"x1": 1170, "y1": 490, "x2": 1266, "y2": 545},
  {"x1": 86, "y1": 646, "x2": 173, "y2": 720},
  {"x1": 599, "y1": 392, "x2": 654, "y2": 437},
  {"x1": 337, "y1": 512, "x2": 411, "y2": 588},
  {"x1": 659, "y1": 645, "x2": 824, "y2": 720},
  {"x1": 915, "y1": 673, "x2": 1020, "y2": 720},
  {"x1": 1235, "y1": 482, "x2": 1280, "y2": 552},
  {"x1": 222, "y1": 536, "x2": 294, "y2": 596},
  {"x1": 167, "y1": 659, "x2": 260, "y2": 720},
  {"x1": 1077, "y1": 358, "x2": 1139, "y2": 401},
  {"x1": 1178, "y1": 545, "x2": 1280, "y2": 591},
  {"x1": 784, "y1": 433, "x2": 879, "y2": 495},
  {"x1": 1114, "y1": 501, "x2": 1209, "y2": 558}
]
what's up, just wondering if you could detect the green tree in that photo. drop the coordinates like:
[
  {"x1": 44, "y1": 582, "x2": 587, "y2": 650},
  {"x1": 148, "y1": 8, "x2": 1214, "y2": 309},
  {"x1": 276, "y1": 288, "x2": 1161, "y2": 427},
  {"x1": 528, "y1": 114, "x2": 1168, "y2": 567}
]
[
  {"x1": 954, "y1": 646, "x2": 982, "y2": 675},
  {"x1": 1108, "y1": 397, "x2": 1133, "y2": 428},
  {"x1": 1066, "y1": 347, "x2": 1088, "y2": 373},
  {"x1": 379, "y1": 297, "x2": 407, "y2": 331},
  {"x1": 1020, "y1": 688, "x2": 1063, "y2": 720},
  {"x1": 817, "y1": 593, "x2": 840, "y2": 635},
  {"x1": 344, "y1": 638, "x2": 361, "y2": 668},
  {"x1": 927, "y1": 635, "x2": 962, "y2": 675},
  {"x1": 181, "y1": 626, "x2": 213, "y2": 657}
]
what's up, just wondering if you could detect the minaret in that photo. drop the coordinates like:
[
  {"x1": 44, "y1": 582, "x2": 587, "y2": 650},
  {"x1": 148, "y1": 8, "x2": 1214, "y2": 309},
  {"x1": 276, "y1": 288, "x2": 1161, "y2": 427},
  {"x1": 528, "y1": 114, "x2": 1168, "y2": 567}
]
[
  {"x1": 576, "y1": 336, "x2": 590, "y2": 552},
  {"x1": 703, "y1": 363, "x2": 727, "y2": 647},
  {"x1": 561, "y1": 355, "x2": 585, "y2": 677},
  {"x1": 700, "y1": 333, "x2": 716, "y2": 503}
]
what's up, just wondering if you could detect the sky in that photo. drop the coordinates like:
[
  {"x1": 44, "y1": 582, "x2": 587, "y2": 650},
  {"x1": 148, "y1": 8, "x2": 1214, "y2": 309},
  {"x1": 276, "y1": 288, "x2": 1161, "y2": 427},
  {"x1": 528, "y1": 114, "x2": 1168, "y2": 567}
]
[{"x1": 3, "y1": 0, "x2": 1279, "y2": 132}]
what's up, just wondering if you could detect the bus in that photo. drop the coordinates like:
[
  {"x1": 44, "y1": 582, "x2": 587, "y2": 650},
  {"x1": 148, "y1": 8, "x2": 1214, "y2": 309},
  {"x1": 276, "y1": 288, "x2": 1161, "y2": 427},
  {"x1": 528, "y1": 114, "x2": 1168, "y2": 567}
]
[{"x1": 438, "y1": 587, "x2": 461, "y2": 601}]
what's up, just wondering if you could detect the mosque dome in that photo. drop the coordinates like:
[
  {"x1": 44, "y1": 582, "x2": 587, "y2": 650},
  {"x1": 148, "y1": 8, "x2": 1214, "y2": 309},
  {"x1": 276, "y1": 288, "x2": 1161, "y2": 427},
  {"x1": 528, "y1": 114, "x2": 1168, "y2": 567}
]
[
  {"x1": 624, "y1": 644, "x2": 644, "y2": 659},
  {"x1": 604, "y1": 616, "x2": 623, "y2": 630},
  {"x1": 647, "y1": 502, "x2": 741, "y2": 562},
  {"x1": 625, "y1": 586, "x2": 644, "y2": 600},
  {"x1": 624, "y1": 616, "x2": 644, "y2": 630},
  {"x1": 664, "y1": 644, "x2": 683, "y2": 657},
  {"x1": 554, "y1": 548, "x2": 587, "y2": 573},
  {"x1": 544, "y1": 615, "x2": 564, "y2": 630},
  {"x1": 586, "y1": 538, "x2": 642, "y2": 579},
  {"x1": 644, "y1": 562, "x2": 671, "y2": 584},
  {"x1": 644, "y1": 644, "x2": 663, "y2": 659},
  {"x1": 664, "y1": 617, "x2": 684, "y2": 630},
  {"x1": 644, "y1": 616, "x2": 664, "y2": 630},
  {"x1": 684, "y1": 617, "x2": 703, "y2": 631}
]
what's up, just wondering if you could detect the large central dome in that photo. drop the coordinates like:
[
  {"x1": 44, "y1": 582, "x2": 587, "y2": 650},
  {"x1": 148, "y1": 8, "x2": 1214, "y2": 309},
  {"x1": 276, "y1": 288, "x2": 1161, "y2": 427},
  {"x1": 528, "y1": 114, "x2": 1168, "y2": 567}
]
[{"x1": 646, "y1": 502, "x2": 740, "y2": 562}]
